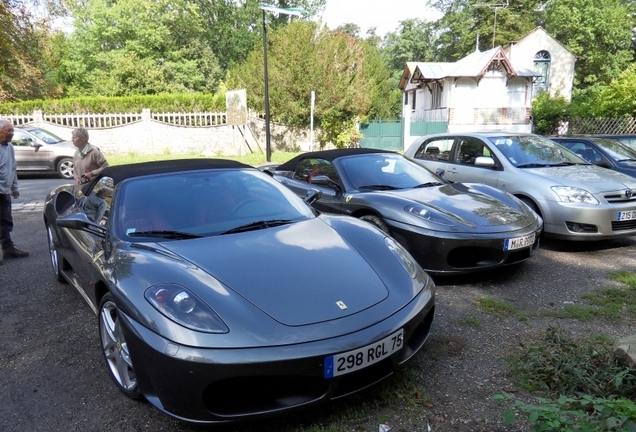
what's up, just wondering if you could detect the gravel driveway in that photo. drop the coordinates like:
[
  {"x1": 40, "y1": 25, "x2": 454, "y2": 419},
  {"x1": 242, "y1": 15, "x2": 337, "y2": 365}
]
[{"x1": 2, "y1": 211, "x2": 635, "y2": 432}]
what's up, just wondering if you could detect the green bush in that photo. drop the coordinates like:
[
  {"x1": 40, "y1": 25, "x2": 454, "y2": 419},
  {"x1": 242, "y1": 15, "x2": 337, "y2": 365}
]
[
  {"x1": 532, "y1": 92, "x2": 570, "y2": 135},
  {"x1": 0, "y1": 93, "x2": 227, "y2": 115}
]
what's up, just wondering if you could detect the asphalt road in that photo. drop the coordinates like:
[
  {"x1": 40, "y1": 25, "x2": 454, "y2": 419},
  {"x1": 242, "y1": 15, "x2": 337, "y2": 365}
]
[{"x1": 2, "y1": 176, "x2": 636, "y2": 432}]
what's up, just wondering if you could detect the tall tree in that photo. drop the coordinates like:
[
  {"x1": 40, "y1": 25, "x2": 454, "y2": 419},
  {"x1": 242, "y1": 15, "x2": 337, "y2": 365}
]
[
  {"x1": 59, "y1": 0, "x2": 222, "y2": 96},
  {"x1": 191, "y1": 0, "x2": 326, "y2": 71},
  {"x1": 543, "y1": 0, "x2": 635, "y2": 101},
  {"x1": 226, "y1": 20, "x2": 395, "y2": 147},
  {"x1": 0, "y1": 1, "x2": 63, "y2": 101},
  {"x1": 428, "y1": 0, "x2": 544, "y2": 61}
]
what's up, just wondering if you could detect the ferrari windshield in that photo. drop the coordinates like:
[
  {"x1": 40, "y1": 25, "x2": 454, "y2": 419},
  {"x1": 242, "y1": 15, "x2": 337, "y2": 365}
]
[
  {"x1": 488, "y1": 135, "x2": 585, "y2": 167},
  {"x1": 115, "y1": 168, "x2": 315, "y2": 240},
  {"x1": 340, "y1": 154, "x2": 445, "y2": 190}
]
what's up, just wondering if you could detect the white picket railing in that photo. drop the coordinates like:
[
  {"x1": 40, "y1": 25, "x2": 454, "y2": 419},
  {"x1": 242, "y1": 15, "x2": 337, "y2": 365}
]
[{"x1": 3, "y1": 110, "x2": 228, "y2": 129}]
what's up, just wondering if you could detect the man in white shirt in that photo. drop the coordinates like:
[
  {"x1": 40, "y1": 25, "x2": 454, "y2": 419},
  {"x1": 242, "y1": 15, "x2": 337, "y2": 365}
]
[{"x1": 0, "y1": 118, "x2": 29, "y2": 262}]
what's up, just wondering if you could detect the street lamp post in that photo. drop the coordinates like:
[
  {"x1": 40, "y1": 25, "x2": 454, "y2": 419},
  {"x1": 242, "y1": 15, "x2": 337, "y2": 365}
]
[{"x1": 259, "y1": 4, "x2": 307, "y2": 162}]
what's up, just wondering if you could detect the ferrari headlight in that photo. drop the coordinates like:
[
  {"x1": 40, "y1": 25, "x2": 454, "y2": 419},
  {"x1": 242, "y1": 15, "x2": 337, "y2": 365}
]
[
  {"x1": 385, "y1": 237, "x2": 419, "y2": 279},
  {"x1": 551, "y1": 186, "x2": 599, "y2": 205},
  {"x1": 145, "y1": 284, "x2": 229, "y2": 333},
  {"x1": 405, "y1": 204, "x2": 454, "y2": 226}
]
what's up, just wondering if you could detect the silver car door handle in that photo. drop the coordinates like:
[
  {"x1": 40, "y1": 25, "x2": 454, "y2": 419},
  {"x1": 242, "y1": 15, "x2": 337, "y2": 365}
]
[{"x1": 448, "y1": 167, "x2": 458, "y2": 173}]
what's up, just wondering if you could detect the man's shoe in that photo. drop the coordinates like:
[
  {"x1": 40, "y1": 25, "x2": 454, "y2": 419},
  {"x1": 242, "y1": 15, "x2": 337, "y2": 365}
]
[{"x1": 3, "y1": 246, "x2": 29, "y2": 258}]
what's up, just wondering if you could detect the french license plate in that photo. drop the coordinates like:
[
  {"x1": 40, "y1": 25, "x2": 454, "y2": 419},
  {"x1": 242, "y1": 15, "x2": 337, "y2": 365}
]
[
  {"x1": 324, "y1": 329, "x2": 404, "y2": 379},
  {"x1": 618, "y1": 211, "x2": 636, "y2": 221},
  {"x1": 504, "y1": 233, "x2": 535, "y2": 251}
]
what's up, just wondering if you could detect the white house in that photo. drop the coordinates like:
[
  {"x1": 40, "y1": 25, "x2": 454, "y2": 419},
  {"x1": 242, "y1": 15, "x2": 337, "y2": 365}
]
[
  {"x1": 504, "y1": 26, "x2": 576, "y2": 102},
  {"x1": 399, "y1": 27, "x2": 576, "y2": 149}
]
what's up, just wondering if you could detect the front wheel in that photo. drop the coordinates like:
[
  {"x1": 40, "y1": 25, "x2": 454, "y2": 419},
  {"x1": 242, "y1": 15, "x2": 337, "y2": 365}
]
[
  {"x1": 57, "y1": 158, "x2": 74, "y2": 180},
  {"x1": 99, "y1": 293, "x2": 141, "y2": 399},
  {"x1": 46, "y1": 224, "x2": 66, "y2": 283},
  {"x1": 359, "y1": 214, "x2": 389, "y2": 234}
]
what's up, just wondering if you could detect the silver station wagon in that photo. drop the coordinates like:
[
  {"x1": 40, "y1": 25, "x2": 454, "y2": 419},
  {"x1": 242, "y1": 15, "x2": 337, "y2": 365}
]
[
  {"x1": 14, "y1": 126, "x2": 75, "y2": 179},
  {"x1": 405, "y1": 132, "x2": 636, "y2": 241}
]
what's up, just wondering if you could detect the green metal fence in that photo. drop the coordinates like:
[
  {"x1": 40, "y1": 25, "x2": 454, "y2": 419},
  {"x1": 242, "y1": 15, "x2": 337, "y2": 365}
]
[{"x1": 359, "y1": 120, "x2": 448, "y2": 151}]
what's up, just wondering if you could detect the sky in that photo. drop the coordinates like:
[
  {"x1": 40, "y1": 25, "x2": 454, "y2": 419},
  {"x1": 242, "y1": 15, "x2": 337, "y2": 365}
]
[{"x1": 319, "y1": 0, "x2": 443, "y2": 37}]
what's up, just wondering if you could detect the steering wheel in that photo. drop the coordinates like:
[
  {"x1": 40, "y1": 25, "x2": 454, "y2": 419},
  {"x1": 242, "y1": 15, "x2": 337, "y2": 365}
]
[{"x1": 229, "y1": 199, "x2": 260, "y2": 218}]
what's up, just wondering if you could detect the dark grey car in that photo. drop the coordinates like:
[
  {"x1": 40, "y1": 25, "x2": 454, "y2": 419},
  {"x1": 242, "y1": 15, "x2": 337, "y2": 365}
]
[{"x1": 14, "y1": 126, "x2": 75, "y2": 179}]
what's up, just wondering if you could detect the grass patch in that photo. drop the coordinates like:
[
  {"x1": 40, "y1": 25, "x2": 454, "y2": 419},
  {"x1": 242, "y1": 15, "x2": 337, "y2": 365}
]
[
  {"x1": 542, "y1": 271, "x2": 636, "y2": 321},
  {"x1": 475, "y1": 297, "x2": 517, "y2": 318},
  {"x1": 458, "y1": 316, "x2": 481, "y2": 328}
]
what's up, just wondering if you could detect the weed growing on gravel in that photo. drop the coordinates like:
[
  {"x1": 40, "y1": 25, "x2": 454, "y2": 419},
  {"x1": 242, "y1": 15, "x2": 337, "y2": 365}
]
[
  {"x1": 458, "y1": 316, "x2": 481, "y2": 328},
  {"x1": 543, "y1": 270, "x2": 636, "y2": 321},
  {"x1": 475, "y1": 297, "x2": 517, "y2": 318},
  {"x1": 495, "y1": 325, "x2": 636, "y2": 431}
]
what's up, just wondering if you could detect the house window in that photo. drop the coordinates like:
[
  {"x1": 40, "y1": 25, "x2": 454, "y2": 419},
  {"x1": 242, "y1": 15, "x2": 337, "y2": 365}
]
[
  {"x1": 411, "y1": 90, "x2": 417, "y2": 111},
  {"x1": 431, "y1": 82, "x2": 442, "y2": 109},
  {"x1": 533, "y1": 50, "x2": 551, "y2": 95}
]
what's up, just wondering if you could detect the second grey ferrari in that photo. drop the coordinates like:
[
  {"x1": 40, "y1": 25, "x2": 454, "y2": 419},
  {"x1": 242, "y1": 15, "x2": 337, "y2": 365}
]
[{"x1": 268, "y1": 149, "x2": 543, "y2": 275}]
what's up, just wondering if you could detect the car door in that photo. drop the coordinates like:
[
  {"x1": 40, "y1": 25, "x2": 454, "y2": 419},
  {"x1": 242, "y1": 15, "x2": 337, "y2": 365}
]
[
  {"x1": 442, "y1": 136, "x2": 502, "y2": 186},
  {"x1": 13, "y1": 130, "x2": 50, "y2": 170},
  {"x1": 280, "y1": 157, "x2": 343, "y2": 214},
  {"x1": 409, "y1": 137, "x2": 454, "y2": 176}
]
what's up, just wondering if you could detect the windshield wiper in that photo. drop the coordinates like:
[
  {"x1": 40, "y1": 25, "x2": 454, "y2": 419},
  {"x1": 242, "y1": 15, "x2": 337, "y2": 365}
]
[
  {"x1": 358, "y1": 184, "x2": 400, "y2": 190},
  {"x1": 414, "y1": 182, "x2": 444, "y2": 188},
  {"x1": 549, "y1": 162, "x2": 580, "y2": 166},
  {"x1": 221, "y1": 219, "x2": 293, "y2": 235},
  {"x1": 618, "y1": 158, "x2": 636, "y2": 162},
  {"x1": 516, "y1": 163, "x2": 552, "y2": 168},
  {"x1": 129, "y1": 230, "x2": 203, "y2": 239}
]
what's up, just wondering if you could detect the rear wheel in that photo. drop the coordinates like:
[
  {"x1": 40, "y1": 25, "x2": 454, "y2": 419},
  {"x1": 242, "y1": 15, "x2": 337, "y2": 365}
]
[
  {"x1": 99, "y1": 293, "x2": 141, "y2": 399},
  {"x1": 359, "y1": 214, "x2": 389, "y2": 234},
  {"x1": 57, "y1": 158, "x2": 74, "y2": 179}
]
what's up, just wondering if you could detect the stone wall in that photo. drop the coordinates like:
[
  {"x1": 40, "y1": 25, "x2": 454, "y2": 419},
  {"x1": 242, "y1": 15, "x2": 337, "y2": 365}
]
[{"x1": 25, "y1": 109, "x2": 318, "y2": 157}]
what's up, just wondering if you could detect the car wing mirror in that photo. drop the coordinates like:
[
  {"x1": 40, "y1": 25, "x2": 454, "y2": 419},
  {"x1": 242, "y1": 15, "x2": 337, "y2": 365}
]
[
  {"x1": 310, "y1": 175, "x2": 341, "y2": 191},
  {"x1": 474, "y1": 156, "x2": 495, "y2": 168},
  {"x1": 57, "y1": 213, "x2": 107, "y2": 238},
  {"x1": 435, "y1": 168, "x2": 445, "y2": 177},
  {"x1": 304, "y1": 188, "x2": 322, "y2": 206}
]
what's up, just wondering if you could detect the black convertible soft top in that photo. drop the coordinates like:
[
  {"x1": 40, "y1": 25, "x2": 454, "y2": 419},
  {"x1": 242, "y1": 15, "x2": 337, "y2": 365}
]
[
  {"x1": 82, "y1": 158, "x2": 251, "y2": 195},
  {"x1": 275, "y1": 148, "x2": 396, "y2": 172}
]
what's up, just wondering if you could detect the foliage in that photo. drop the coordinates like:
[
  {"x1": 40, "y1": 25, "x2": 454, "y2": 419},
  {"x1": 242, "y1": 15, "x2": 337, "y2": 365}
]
[
  {"x1": 543, "y1": 0, "x2": 635, "y2": 100},
  {"x1": 427, "y1": 0, "x2": 544, "y2": 61},
  {"x1": 0, "y1": 93, "x2": 226, "y2": 115},
  {"x1": 494, "y1": 392, "x2": 636, "y2": 431},
  {"x1": 226, "y1": 20, "x2": 395, "y2": 148},
  {"x1": 192, "y1": 0, "x2": 326, "y2": 72},
  {"x1": 495, "y1": 324, "x2": 636, "y2": 430},
  {"x1": 0, "y1": 1, "x2": 63, "y2": 101},
  {"x1": 582, "y1": 64, "x2": 636, "y2": 117},
  {"x1": 532, "y1": 92, "x2": 570, "y2": 135},
  {"x1": 58, "y1": 0, "x2": 223, "y2": 96},
  {"x1": 508, "y1": 325, "x2": 636, "y2": 397},
  {"x1": 382, "y1": 19, "x2": 437, "y2": 71}
]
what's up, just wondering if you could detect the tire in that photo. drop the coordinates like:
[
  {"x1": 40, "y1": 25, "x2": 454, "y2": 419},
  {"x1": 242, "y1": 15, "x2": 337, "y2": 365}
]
[
  {"x1": 520, "y1": 197, "x2": 540, "y2": 217},
  {"x1": 46, "y1": 224, "x2": 66, "y2": 283},
  {"x1": 98, "y1": 293, "x2": 141, "y2": 399},
  {"x1": 359, "y1": 214, "x2": 389, "y2": 234},
  {"x1": 57, "y1": 158, "x2": 74, "y2": 180}
]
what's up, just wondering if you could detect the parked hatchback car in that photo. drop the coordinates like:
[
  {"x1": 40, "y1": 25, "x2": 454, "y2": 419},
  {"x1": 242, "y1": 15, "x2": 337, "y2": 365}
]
[
  {"x1": 13, "y1": 126, "x2": 75, "y2": 179},
  {"x1": 405, "y1": 132, "x2": 636, "y2": 241},
  {"x1": 550, "y1": 136, "x2": 636, "y2": 178},
  {"x1": 591, "y1": 134, "x2": 636, "y2": 152},
  {"x1": 268, "y1": 149, "x2": 542, "y2": 275}
]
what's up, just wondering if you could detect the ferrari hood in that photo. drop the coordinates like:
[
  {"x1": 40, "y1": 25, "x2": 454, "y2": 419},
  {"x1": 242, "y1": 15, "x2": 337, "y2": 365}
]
[
  {"x1": 159, "y1": 218, "x2": 389, "y2": 326},
  {"x1": 526, "y1": 164, "x2": 636, "y2": 192},
  {"x1": 388, "y1": 184, "x2": 532, "y2": 228}
]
